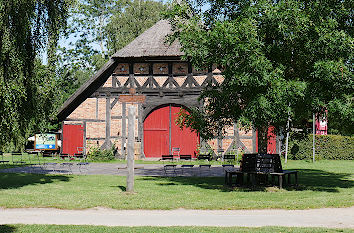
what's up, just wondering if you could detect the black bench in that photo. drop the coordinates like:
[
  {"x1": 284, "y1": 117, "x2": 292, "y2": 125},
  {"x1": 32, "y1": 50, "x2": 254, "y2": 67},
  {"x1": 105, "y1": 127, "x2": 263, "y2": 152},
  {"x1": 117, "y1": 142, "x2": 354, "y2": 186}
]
[
  {"x1": 180, "y1": 154, "x2": 192, "y2": 160},
  {"x1": 224, "y1": 153, "x2": 298, "y2": 189},
  {"x1": 269, "y1": 170, "x2": 298, "y2": 189},
  {"x1": 0, "y1": 152, "x2": 9, "y2": 164},
  {"x1": 160, "y1": 154, "x2": 174, "y2": 161},
  {"x1": 11, "y1": 152, "x2": 26, "y2": 165},
  {"x1": 224, "y1": 166, "x2": 243, "y2": 186},
  {"x1": 223, "y1": 154, "x2": 235, "y2": 161},
  {"x1": 197, "y1": 154, "x2": 212, "y2": 161}
]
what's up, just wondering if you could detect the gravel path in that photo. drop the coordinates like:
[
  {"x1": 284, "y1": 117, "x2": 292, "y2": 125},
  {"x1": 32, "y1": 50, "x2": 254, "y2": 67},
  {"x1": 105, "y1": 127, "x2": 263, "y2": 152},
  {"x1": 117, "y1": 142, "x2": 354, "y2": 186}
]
[{"x1": 0, "y1": 207, "x2": 353, "y2": 228}]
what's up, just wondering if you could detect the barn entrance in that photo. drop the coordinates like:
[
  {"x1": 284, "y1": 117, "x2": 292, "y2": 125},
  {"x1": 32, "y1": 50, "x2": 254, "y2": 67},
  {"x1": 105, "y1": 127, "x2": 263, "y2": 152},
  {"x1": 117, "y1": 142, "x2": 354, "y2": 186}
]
[{"x1": 143, "y1": 104, "x2": 199, "y2": 158}]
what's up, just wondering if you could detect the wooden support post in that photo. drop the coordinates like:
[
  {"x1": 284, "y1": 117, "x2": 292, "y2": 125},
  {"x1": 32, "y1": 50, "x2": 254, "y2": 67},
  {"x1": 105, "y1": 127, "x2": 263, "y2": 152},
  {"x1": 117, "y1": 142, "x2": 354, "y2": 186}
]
[
  {"x1": 126, "y1": 105, "x2": 136, "y2": 193},
  {"x1": 122, "y1": 103, "x2": 126, "y2": 156}
]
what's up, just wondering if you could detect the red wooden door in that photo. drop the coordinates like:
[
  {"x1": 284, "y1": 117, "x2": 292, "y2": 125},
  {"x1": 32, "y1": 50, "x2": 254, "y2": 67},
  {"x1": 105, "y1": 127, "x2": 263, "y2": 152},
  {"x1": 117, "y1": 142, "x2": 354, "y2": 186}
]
[
  {"x1": 171, "y1": 106, "x2": 199, "y2": 157},
  {"x1": 144, "y1": 105, "x2": 199, "y2": 158},
  {"x1": 267, "y1": 126, "x2": 277, "y2": 154},
  {"x1": 62, "y1": 124, "x2": 84, "y2": 156},
  {"x1": 143, "y1": 106, "x2": 169, "y2": 157}
]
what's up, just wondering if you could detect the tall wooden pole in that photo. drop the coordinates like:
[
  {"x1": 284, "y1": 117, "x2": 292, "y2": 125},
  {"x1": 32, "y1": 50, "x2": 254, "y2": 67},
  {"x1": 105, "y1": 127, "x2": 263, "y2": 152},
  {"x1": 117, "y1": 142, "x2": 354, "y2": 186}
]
[
  {"x1": 313, "y1": 113, "x2": 316, "y2": 163},
  {"x1": 126, "y1": 105, "x2": 136, "y2": 192},
  {"x1": 285, "y1": 119, "x2": 290, "y2": 163}
]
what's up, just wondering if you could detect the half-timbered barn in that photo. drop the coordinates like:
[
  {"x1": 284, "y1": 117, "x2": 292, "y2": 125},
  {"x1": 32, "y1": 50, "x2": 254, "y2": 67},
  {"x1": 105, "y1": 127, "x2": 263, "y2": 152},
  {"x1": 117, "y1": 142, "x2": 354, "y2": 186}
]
[{"x1": 57, "y1": 20, "x2": 277, "y2": 158}]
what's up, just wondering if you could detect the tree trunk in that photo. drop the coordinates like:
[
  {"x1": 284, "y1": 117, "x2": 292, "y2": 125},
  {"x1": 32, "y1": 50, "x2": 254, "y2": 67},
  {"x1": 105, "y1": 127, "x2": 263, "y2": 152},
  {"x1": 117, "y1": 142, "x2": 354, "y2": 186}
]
[{"x1": 258, "y1": 126, "x2": 268, "y2": 154}]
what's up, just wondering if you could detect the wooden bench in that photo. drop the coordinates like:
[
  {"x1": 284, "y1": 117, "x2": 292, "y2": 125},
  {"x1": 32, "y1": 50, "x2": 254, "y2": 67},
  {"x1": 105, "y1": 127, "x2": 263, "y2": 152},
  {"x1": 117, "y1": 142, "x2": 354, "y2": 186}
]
[
  {"x1": 224, "y1": 154, "x2": 298, "y2": 189},
  {"x1": 0, "y1": 152, "x2": 9, "y2": 164},
  {"x1": 160, "y1": 154, "x2": 174, "y2": 161},
  {"x1": 180, "y1": 154, "x2": 192, "y2": 160},
  {"x1": 223, "y1": 154, "x2": 235, "y2": 161},
  {"x1": 197, "y1": 154, "x2": 212, "y2": 161},
  {"x1": 269, "y1": 170, "x2": 298, "y2": 189},
  {"x1": 11, "y1": 152, "x2": 26, "y2": 165},
  {"x1": 163, "y1": 164, "x2": 177, "y2": 176},
  {"x1": 224, "y1": 166, "x2": 243, "y2": 186}
]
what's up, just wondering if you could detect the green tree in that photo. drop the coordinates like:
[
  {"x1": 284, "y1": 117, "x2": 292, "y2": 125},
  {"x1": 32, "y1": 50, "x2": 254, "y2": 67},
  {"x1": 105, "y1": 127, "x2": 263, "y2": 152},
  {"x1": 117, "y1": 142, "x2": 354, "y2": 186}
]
[
  {"x1": 57, "y1": 0, "x2": 167, "y2": 107},
  {"x1": 0, "y1": 0, "x2": 70, "y2": 151},
  {"x1": 106, "y1": 0, "x2": 167, "y2": 54},
  {"x1": 168, "y1": 0, "x2": 353, "y2": 152}
]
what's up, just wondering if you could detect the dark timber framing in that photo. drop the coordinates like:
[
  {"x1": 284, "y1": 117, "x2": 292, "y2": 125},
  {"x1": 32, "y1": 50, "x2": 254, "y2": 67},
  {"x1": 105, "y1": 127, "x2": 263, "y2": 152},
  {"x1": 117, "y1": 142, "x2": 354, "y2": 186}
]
[{"x1": 59, "y1": 58, "x2": 257, "y2": 158}]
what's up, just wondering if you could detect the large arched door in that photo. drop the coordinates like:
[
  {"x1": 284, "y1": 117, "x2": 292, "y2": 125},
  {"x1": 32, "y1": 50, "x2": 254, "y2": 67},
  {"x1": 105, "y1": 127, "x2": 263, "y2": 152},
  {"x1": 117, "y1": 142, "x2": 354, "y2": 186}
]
[{"x1": 144, "y1": 105, "x2": 199, "y2": 158}]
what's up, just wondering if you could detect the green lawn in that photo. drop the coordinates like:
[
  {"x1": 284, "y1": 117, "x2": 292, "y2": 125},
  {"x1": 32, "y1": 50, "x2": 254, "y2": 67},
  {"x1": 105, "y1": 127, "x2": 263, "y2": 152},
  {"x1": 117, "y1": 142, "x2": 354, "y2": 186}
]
[
  {"x1": 0, "y1": 160, "x2": 353, "y2": 210},
  {"x1": 0, "y1": 225, "x2": 352, "y2": 233},
  {"x1": 0, "y1": 153, "x2": 226, "y2": 167}
]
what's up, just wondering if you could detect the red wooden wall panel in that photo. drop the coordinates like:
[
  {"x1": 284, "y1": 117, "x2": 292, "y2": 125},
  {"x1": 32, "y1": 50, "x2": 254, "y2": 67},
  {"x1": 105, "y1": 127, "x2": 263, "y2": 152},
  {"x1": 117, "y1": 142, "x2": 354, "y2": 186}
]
[
  {"x1": 171, "y1": 106, "x2": 199, "y2": 157},
  {"x1": 62, "y1": 124, "x2": 84, "y2": 156},
  {"x1": 143, "y1": 106, "x2": 169, "y2": 157},
  {"x1": 143, "y1": 105, "x2": 199, "y2": 158},
  {"x1": 267, "y1": 126, "x2": 277, "y2": 154},
  {"x1": 255, "y1": 126, "x2": 277, "y2": 154}
]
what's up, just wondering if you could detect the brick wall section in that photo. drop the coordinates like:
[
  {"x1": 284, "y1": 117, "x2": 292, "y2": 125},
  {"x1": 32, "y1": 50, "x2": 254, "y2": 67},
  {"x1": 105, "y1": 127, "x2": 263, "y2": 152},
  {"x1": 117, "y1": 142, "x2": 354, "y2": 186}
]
[
  {"x1": 67, "y1": 98, "x2": 96, "y2": 119},
  {"x1": 175, "y1": 76, "x2": 187, "y2": 87},
  {"x1": 239, "y1": 129, "x2": 253, "y2": 137},
  {"x1": 117, "y1": 76, "x2": 129, "y2": 86},
  {"x1": 153, "y1": 63, "x2": 168, "y2": 74},
  {"x1": 111, "y1": 101, "x2": 122, "y2": 117},
  {"x1": 135, "y1": 76, "x2": 148, "y2": 86},
  {"x1": 172, "y1": 63, "x2": 188, "y2": 75},
  {"x1": 194, "y1": 75, "x2": 207, "y2": 86},
  {"x1": 97, "y1": 99, "x2": 106, "y2": 120},
  {"x1": 103, "y1": 77, "x2": 112, "y2": 87},
  {"x1": 111, "y1": 119, "x2": 122, "y2": 137},
  {"x1": 86, "y1": 122, "x2": 106, "y2": 139},
  {"x1": 134, "y1": 63, "x2": 149, "y2": 74},
  {"x1": 154, "y1": 76, "x2": 168, "y2": 87},
  {"x1": 86, "y1": 139, "x2": 105, "y2": 150},
  {"x1": 240, "y1": 139, "x2": 253, "y2": 153},
  {"x1": 222, "y1": 138, "x2": 234, "y2": 152}
]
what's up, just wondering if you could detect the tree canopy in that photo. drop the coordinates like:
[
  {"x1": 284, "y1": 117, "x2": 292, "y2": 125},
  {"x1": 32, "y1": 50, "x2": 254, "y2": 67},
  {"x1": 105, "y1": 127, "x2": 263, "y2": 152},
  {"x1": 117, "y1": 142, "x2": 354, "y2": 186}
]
[
  {"x1": 168, "y1": 0, "x2": 353, "y2": 151},
  {"x1": 57, "y1": 0, "x2": 167, "y2": 106},
  {"x1": 0, "y1": 0, "x2": 70, "y2": 150}
]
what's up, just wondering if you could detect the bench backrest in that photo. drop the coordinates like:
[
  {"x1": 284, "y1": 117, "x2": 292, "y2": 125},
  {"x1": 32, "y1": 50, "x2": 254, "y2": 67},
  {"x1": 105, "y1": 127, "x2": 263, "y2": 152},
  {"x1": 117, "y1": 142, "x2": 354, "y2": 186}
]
[{"x1": 240, "y1": 153, "x2": 283, "y2": 173}]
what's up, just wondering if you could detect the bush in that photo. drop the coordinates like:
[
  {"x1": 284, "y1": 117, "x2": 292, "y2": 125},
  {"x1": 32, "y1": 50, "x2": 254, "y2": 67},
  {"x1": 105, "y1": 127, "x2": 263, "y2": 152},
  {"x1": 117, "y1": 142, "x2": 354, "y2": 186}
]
[
  {"x1": 288, "y1": 134, "x2": 354, "y2": 160},
  {"x1": 87, "y1": 145, "x2": 116, "y2": 161}
]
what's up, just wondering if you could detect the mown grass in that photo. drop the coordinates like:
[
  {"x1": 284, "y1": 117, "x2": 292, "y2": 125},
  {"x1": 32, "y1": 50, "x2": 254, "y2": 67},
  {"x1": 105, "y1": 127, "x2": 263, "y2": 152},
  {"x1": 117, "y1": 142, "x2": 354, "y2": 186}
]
[
  {"x1": 0, "y1": 160, "x2": 353, "y2": 210},
  {"x1": 0, "y1": 225, "x2": 352, "y2": 233}
]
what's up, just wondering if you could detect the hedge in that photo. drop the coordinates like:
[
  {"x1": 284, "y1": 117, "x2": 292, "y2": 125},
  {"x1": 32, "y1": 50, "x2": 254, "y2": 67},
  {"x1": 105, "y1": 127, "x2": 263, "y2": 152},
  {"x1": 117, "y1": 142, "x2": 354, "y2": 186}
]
[{"x1": 288, "y1": 134, "x2": 354, "y2": 160}]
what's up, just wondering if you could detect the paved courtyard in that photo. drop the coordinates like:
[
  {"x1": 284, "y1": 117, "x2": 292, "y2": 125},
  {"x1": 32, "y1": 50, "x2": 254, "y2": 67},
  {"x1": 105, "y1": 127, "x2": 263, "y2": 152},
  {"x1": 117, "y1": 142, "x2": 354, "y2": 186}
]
[{"x1": 0, "y1": 163, "x2": 227, "y2": 177}]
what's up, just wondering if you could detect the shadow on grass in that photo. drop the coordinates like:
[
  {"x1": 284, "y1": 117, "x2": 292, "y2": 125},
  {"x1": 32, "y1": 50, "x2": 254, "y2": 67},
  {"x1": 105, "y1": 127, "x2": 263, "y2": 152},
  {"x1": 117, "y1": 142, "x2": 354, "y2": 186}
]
[
  {"x1": 118, "y1": 185, "x2": 126, "y2": 191},
  {"x1": 0, "y1": 173, "x2": 70, "y2": 190},
  {"x1": 139, "y1": 168, "x2": 353, "y2": 193},
  {"x1": 294, "y1": 169, "x2": 353, "y2": 192},
  {"x1": 0, "y1": 225, "x2": 16, "y2": 233}
]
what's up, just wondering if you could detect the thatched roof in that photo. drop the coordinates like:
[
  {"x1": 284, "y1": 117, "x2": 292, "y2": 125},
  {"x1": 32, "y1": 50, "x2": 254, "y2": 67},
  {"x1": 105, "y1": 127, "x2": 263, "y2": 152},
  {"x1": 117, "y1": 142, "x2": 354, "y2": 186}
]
[{"x1": 113, "y1": 20, "x2": 184, "y2": 58}]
